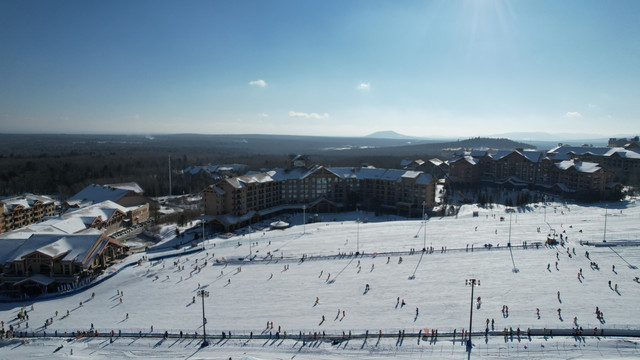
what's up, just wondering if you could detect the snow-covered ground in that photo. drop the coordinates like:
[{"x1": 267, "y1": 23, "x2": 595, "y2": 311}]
[{"x1": 1, "y1": 200, "x2": 640, "y2": 359}]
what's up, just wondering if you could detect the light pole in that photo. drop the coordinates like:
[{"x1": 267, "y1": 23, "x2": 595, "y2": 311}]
[
  {"x1": 543, "y1": 194, "x2": 548, "y2": 223},
  {"x1": 422, "y1": 201, "x2": 427, "y2": 251},
  {"x1": 603, "y1": 205, "x2": 608, "y2": 242},
  {"x1": 356, "y1": 218, "x2": 360, "y2": 255},
  {"x1": 303, "y1": 205, "x2": 306, "y2": 235},
  {"x1": 465, "y1": 279, "x2": 480, "y2": 350},
  {"x1": 508, "y1": 209, "x2": 512, "y2": 247},
  {"x1": 202, "y1": 221, "x2": 205, "y2": 250},
  {"x1": 248, "y1": 225, "x2": 252, "y2": 258},
  {"x1": 197, "y1": 289, "x2": 210, "y2": 347}
]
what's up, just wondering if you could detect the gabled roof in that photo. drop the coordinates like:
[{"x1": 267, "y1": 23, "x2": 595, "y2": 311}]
[
  {"x1": 68, "y1": 184, "x2": 135, "y2": 204},
  {"x1": 491, "y1": 149, "x2": 544, "y2": 162},
  {"x1": 62, "y1": 200, "x2": 128, "y2": 224},
  {"x1": 0, "y1": 230, "x2": 124, "y2": 268}
]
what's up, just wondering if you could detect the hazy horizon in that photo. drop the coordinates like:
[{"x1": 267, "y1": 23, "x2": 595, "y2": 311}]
[{"x1": 1, "y1": 1, "x2": 639, "y2": 137}]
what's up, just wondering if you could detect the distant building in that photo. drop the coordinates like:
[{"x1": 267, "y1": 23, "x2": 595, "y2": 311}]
[
  {"x1": 447, "y1": 148, "x2": 617, "y2": 196},
  {"x1": 608, "y1": 136, "x2": 639, "y2": 148},
  {"x1": 399, "y1": 159, "x2": 425, "y2": 170},
  {"x1": 64, "y1": 183, "x2": 150, "y2": 225},
  {"x1": 183, "y1": 164, "x2": 248, "y2": 179},
  {"x1": 203, "y1": 155, "x2": 437, "y2": 231},
  {"x1": 0, "y1": 194, "x2": 56, "y2": 234}
]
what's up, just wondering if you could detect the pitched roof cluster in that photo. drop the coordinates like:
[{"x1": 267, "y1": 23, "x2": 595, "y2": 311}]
[
  {"x1": 547, "y1": 145, "x2": 640, "y2": 161},
  {"x1": 1, "y1": 200, "x2": 129, "y2": 239},
  {"x1": 213, "y1": 166, "x2": 434, "y2": 190},
  {"x1": 1, "y1": 194, "x2": 55, "y2": 213}
]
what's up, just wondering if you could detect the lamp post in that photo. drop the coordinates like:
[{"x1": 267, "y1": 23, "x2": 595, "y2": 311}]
[
  {"x1": 356, "y1": 218, "x2": 360, "y2": 255},
  {"x1": 508, "y1": 209, "x2": 512, "y2": 247},
  {"x1": 197, "y1": 289, "x2": 210, "y2": 347},
  {"x1": 422, "y1": 201, "x2": 427, "y2": 251},
  {"x1": 465, "y1": 279, "x2": 480, "y2": 350},
  {"x1": 603, "y1": 205, "x2": 608, "y2": 242},
  {"x1": 248, "y1": 225, "x2": 252, "y2": 258},
  {"x1": 543, "y1": 194, "x2": 548, "y2": 223},
  {"x1": 202, "y1": 221, "x2": 205, "y2": 250},
  {"x1": 303, "y1": 205, "x2": 306, "y2": 235}
]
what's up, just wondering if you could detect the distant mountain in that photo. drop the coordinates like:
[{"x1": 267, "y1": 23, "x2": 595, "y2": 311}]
[{"x1": 365, "y1": 131, "x2": 416, "y2": 139}]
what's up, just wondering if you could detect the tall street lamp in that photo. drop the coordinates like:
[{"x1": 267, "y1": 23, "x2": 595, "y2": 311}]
[
  {"x1": 303, "y1": 205, "x2": 306, "y2": 235},
  {"x1": 202, "y1": 221, "x2": 206, "y2": 250},
  {"x1": 603, "y1": 205, "x2": 608, "y2": 242},
  {"x1": 465, "y1": 279, "x2": 480, "y2": 350},
  {"x1": 356, "y1": 218, "x2": 360, "y2": 255},
  {"x1": 508, "y1": 209, "x2": 512, "y2": 247},
  {"x1": 422, "y1": 201, "x2": 427, "y2": 252},
  {"x1": 197, "y1": 289, "x2": 210, "y2": 347}
]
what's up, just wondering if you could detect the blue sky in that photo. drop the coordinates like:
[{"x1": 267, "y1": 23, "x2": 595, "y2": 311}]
[{"x1": 1, "y1": 0, "x2": 639, "y2": 138}]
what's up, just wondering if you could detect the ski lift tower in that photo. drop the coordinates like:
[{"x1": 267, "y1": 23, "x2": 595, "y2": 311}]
[{"x1": 197, "y1": 289, "x2": 210, "y2": 347}]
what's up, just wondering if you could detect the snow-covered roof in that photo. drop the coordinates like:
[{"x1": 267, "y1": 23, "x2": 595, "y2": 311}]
[
  {"x1": 1, "y1": 200, "x2": 132, "y2": 240},
  {"x1": 547, "y1": 145, "x2": 640, "y2": 161},
  {"x1": 429, "y1": 158, "x2": 445, "y2": 167},
  {"x1": 105, "y1": 182, "x2": 144, "y2": 194},
  {"x1": 0, "y1": 230, "x2": 121, "y2": 268},
  {"x1": 62, "y1": 200, "x2": 128, "y2": 223},
  {"x1": 68, "y1": 184, "x2": 137, "y2": 205},
  {"x1": 555, "y1": 160, "x2": 601, "y2": 173},
  {"x1": 184, "y1": 164, "x2": 247, "y2": 176},
  {"x1": 449, "y1": 156, "x2": 477, "y2": 165},
  {"x1": 491, "y1": 150, "x2": 544, "y2": 163}
]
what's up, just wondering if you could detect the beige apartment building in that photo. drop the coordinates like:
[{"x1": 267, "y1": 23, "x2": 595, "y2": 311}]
[{"x1": 204, "y1": 156, "x2": 437, "y2": 231}]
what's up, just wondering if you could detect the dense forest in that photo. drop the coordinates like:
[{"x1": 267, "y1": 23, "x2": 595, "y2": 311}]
[{"x1": 0, "y1": 134, "x2": 533, "y2": 199}]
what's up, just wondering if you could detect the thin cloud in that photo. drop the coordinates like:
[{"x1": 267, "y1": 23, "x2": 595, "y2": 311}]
[
  {"x1": 249, "y1": 79, "x2": 267, "y2": 87},
  {"x1": 357, "y1": 82, "x2": 371, "y2": 90},
  {"x1": 565, "y1": 111, "x2": 582, "y2": 118},
  {"x1": 257, "y1": 113, "x2": 269, "y2": 118},
  {"x1": 288, "y1": 111, "x2": 330, "y2": 119},
  {"x1": 588, "y1": 104, "x2": 597, "y2": 109}
]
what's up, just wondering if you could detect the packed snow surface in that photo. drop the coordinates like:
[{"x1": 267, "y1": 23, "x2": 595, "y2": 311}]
[{"x1": 2, "y1": 200, "x2": 640, "y2": 359}]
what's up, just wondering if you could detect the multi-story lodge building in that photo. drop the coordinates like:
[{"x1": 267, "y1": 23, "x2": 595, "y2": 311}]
[
  {"x1": 546, "y1": 144, "x2": 640, "y2": 183},
  {"x1": 448, "y1": 148, "x2": 618, "y2": 195},
  {"x1": 0, "y1": 230, "x2": 127, "y2": 297},
  {"x1": 204, "y1": 155, "x2": 437, "y2": 231},
  {"x1": 0, "y1": 194, "x2": 56, "y2": 234}
]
